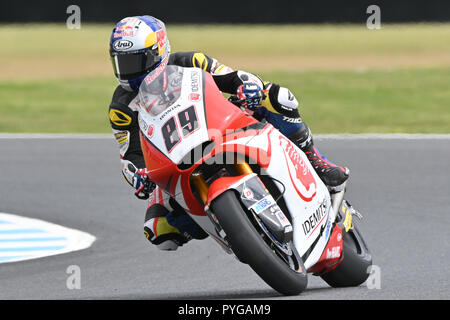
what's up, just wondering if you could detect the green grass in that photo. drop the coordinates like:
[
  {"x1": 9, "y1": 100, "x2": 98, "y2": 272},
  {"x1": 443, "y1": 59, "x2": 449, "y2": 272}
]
[
  {"x1": 0, "y1": 23, "x2": 449, "y2": 133},
  {"x1": 0, "y1": 77, "x2": 116, "y2": 133},
  {"x1": 263, "y1": 68, "x2": 450, "y2": 133},
  {"x1": 1, "y1": 68, "x2": 448, "y2": 133},
  {"x1": 2, "y1": 23, "x2": 449, "y2": 78}
]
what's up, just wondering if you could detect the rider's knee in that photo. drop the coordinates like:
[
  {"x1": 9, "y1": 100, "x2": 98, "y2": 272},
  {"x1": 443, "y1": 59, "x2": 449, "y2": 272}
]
[
  {"x1": 144, "y1": 204, "x2": 188, "y2": 251},
  {"x1": 143, "y1": 203, "x2": 208, "y2": 251}
]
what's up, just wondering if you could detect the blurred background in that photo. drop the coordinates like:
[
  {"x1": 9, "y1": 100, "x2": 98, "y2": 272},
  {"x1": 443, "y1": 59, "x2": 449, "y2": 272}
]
[
  {"x1": 1, "y1": 0, "x2": 449, "y2": 133},
  {"x1": 0, "y1": 1, "x2": 449, "y2": 300}
]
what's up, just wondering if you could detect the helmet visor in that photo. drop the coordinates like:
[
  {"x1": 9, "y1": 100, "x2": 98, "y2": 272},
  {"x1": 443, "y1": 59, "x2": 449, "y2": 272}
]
[{"x1": 111, "y1": 47, "x2": 160, "y2": 80}]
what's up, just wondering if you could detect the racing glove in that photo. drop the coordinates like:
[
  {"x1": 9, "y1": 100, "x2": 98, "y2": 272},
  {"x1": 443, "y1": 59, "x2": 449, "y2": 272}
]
[
  {"x1": 229, "y1": 81, "x2": 265, "y2": 111},
  {"x1": 132, "y1": 168, "x2": 156, "y2": 200}
]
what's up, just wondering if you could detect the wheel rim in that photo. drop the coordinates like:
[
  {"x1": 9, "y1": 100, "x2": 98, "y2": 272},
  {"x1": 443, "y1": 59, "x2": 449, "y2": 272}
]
[{"x1": 247, "y1": 208, "x2": 304, "y2": 273}]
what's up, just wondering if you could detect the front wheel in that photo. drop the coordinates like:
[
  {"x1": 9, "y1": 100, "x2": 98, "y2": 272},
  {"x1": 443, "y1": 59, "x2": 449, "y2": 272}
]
[{"x1": 211, "y1": 190, "x2": 308, "y2": 295}]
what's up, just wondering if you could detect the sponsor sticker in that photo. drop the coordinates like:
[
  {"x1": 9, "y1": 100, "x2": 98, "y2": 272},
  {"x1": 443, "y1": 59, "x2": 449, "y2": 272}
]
[
  {"x1": 113, "y1": 39, "x2": 133, "y2": 51},
  {"x1": 242, "y1": 187, "x2": 254, "y2": 200},
  {"x1": 138, "y1": 114, "x2": 148, "y2": 133},
  {"x1": 114, "y1": 131, "x2": 127, "y2": 139},
  {"x1": 282, "y1": 116, "x2": 303, "y2": 124},
  {"x1": 324, "y1": 219, "x2": 332, "y2": 240},
  {"x1": 114, "y1": 22, "x2": 136, "y2": 37},
  {"x1": 279, "y1": 136, "x2": 317, "y2": 202},
  {"x1": 189, "y1": 93, "x2": 201, "y2": 102},
  {"x1": 302, "y1": 201, "x2": 327, "y2": 237},
  {"x1": 155, "y1": 29, "x2": 167, "y2": 49},
  {"x1": 251, "y1": 196, "x2": 274, "y2": 214},
  {"x1": 147, "y1": 124, "x2": 155, "y2": 138},
  {"x1": 109, "y1": 109, "x2": 132, "y2": 126},
  {"x1": 114, "y1": 131, "x2": 128, "y2": 144},
  {"x1": 144, "y1": 56, "x2": 168, "y2": 84},
  {"x1": 342, "y1": 204, "x2": 354, "y2": 232},
  {"x1": 192, "y1": 52, "x2": 209, "y2": 70},
  {"x1": 113, "y1": 30, "x2": 135, "y2": 38},
  {"x1": 275, "y1": 211, "x2": 291, "y2": 228},
  {"x1": 190, "y1": 70, "x2": 199, "y2": 92},
  {"x1": 326, "y1": 246, "x2": 341, "y2": 259}
]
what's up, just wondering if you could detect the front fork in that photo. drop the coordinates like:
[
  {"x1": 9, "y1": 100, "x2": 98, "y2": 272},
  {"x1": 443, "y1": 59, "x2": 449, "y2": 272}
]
[
  {"x1": 330, "y1": 181, "x2": 363, "y2": 231},
  {"x1": 192, "y1": 158, "x2": 293, "y2": 245},
  {"x1": 191, "y1": 159, "x2": 253, "y2": 205}
]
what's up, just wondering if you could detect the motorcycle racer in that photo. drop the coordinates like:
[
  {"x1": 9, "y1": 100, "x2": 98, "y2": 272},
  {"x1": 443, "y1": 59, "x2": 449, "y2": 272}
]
[{"x1": 108, "y1": 15, "x2": 349, "y2": 250}]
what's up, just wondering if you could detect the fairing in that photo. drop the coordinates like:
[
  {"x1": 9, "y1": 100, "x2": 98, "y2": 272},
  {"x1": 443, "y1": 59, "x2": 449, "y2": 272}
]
[{"x1": 137, "y1": 65, "x2": 338, "y2": 271}]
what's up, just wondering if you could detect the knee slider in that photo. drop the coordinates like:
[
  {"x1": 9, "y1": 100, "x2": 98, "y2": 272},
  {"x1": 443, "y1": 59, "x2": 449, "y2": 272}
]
[
  {"x1": 144, "y1": 204, "x2": 188, "y2": 250},
  {"x1": 144, "y1": 217, "x2": 187, "y2": 250}
]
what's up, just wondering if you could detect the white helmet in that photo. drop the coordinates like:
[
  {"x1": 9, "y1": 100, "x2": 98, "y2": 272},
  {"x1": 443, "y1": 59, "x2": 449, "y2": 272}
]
[{"x1": 109, "y1": 16, "x2": 171, "y2": 91}]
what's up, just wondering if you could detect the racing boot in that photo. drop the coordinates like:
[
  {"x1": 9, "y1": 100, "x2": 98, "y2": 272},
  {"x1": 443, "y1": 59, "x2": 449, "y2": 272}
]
[
  {"x1": 144, "y1": 203, "x2": 208, "y2": 251},
  {"x1": 288, "y1": 123, "x2": 349, "y2": 192}
]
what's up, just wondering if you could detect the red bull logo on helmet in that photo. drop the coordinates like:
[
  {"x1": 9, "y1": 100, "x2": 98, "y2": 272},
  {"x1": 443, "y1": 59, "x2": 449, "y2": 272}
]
[
  {"x1": 155, "y1": 29, "x2": 167, "y2": 49},
  {"x1": 113, "y1": 22, "x2": 136, "y2": 38}
]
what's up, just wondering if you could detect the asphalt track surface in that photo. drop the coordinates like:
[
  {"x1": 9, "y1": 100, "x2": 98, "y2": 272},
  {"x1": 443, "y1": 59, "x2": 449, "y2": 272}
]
[{"x1": 0, "y1": 135, "x2": 448, "y2": 300}]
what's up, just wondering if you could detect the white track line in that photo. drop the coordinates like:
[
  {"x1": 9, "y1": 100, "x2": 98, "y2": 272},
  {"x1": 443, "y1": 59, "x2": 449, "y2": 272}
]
[
  {"x1": 315, "y1": 133, "x2": 450, "y2": 140},
  {"x1": 0, "y1": 213, "x2": 96, "y2": 264},
  {"x1": 0, "y1": 133, "x2": 448, "y2": 140}
]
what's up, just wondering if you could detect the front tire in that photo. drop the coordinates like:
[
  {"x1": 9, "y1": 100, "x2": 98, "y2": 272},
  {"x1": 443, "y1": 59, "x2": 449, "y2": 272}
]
[{"x1": 211, "y1": 190, "x2": 308, "y2": 295}]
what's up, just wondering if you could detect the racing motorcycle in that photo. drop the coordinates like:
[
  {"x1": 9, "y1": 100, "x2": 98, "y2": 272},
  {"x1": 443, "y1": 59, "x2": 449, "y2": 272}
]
[{"x1": 136, "y1": 62, "x2": 372, "y2": 295}]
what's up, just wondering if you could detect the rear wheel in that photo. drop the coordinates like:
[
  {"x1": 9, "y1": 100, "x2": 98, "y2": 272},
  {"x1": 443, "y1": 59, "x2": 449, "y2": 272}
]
[
  {"x1": 320, "y1": 223, "x2": 372, "y2": 287},
  {"x1": 211, "y1": 190, "x2": 308, "y2": 295}
]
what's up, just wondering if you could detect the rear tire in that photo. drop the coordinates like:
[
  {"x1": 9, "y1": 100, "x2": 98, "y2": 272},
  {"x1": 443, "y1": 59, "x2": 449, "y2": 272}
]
[
  {"x1": 320, "y1": 224, "x2": 372, "y2": 287},
  {"x1": 211, "y1": 190, "x2": 308, "y2": 295}
]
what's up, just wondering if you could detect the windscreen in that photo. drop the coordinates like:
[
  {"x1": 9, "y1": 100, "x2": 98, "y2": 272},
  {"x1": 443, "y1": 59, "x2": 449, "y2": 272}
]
[{"x1": 138, "y1": 65, "x2": 184, "y2": 117}]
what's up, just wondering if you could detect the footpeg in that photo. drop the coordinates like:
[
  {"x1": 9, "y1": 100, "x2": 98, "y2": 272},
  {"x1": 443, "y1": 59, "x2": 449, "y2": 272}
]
[{"x1": 344, "y1": 200, "x2": 363, "y2": 220}]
